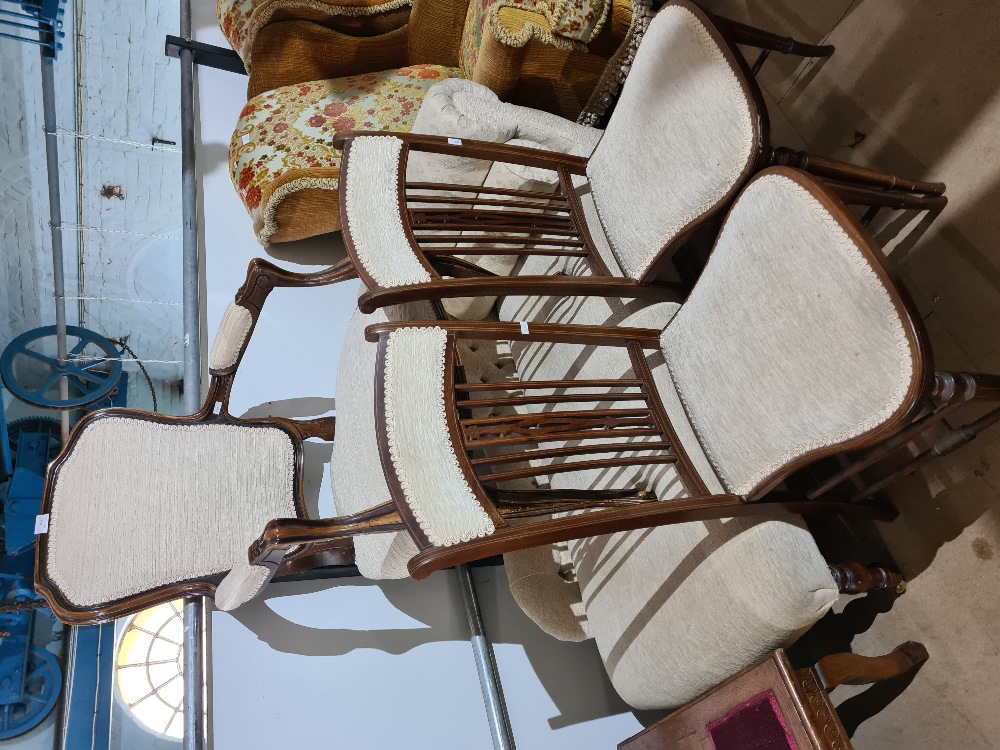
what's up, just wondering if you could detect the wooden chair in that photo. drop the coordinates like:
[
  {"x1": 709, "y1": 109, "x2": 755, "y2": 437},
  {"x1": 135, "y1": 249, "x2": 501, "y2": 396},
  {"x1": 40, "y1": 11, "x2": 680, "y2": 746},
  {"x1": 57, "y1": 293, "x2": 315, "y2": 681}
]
[
  {"x1": 236, "y1": 168, "x2": 938, "y2": 580},
  {"x1": 619, "y1": 643, "x2": 929, "y2": 749},
  {"x1": 33, "y1": 259, "x2": 360, "y2": 625},
  {"x1": 333, "y1": 0, "x2": 946, "y2": 316}
]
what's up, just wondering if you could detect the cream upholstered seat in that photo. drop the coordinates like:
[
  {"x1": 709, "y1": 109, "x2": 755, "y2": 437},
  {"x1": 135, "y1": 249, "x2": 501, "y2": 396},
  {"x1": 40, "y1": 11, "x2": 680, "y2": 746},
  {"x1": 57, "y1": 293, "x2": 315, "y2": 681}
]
[
  {"x1": 363, "y1": 167, "x2": 928, "y2": 709},
  {"x1": 36, "y1": 413, "x2": 300, "y2": 620},
  {"x1": 335, "y1": 1, "x2": 761, "y2": 315}
]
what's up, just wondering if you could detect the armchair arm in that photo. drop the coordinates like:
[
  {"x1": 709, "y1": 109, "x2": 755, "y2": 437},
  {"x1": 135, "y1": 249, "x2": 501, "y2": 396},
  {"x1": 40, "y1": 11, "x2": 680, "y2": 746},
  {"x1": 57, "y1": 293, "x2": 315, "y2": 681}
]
[
  {"x1": 247, "y1": 22, "x2": 409, "y2": 98},
  {"x1": 209, "y1": 256, "x2": 357, "y2": 378},
  {"x1": 357, "y1": 275, "x2": 685, "y2": 314},
  {"x1": 334, "y1": 130, "x2": 590, "y2": 174},
  {"x1": 217, "y1": 503, "x2": 402, "y2": 610},
  {"x1": 364, "y1": 320, "x2": 663, "y2": 346}
]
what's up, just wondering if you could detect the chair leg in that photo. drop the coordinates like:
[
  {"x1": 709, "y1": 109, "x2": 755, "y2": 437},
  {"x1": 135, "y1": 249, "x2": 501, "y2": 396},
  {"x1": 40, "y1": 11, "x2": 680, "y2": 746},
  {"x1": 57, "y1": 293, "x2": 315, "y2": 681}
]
[
  {"x1": 829, "y1": 562, "x2": 906, "y2": 595},
  {"x1": 710, "y1": 14, "x2": 836, "y2": 59},
  {"x1": 821, "y1": 180, "x2": 948, "y2": 212},
  {"x1": 769, "y1": 146, "x2": 946, "y2": 195},
  {"x1": 813, "y1": 642, "x2": 929, "y2": 691}
]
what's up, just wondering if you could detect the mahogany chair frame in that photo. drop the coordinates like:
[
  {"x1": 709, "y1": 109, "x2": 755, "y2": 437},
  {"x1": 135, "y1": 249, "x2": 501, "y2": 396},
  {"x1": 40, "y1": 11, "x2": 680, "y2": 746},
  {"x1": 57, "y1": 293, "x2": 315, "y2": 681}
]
[
  {"x1": 243, "y1": 167, "x2": 958, "y2": 584},
  {"x1": 34, "y1": 257, "x2": 362, "y2": 624},
  {"x1": 332, "y1": 0, "x2": 947, "y2": 315}
]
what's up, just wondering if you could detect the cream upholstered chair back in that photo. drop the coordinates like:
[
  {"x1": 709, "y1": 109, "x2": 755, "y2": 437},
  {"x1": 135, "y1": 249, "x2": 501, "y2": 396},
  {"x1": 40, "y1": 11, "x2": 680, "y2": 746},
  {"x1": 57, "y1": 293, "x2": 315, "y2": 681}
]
[
  {"x1": 586, "y1": 0, "x2": 762, "y2": 281},
  {"x1": 659, "y1": 168, "x2": 929, "y2": 500},
  {"x1": 35, "y1": 411, "x2": 301, "y2": 622}
]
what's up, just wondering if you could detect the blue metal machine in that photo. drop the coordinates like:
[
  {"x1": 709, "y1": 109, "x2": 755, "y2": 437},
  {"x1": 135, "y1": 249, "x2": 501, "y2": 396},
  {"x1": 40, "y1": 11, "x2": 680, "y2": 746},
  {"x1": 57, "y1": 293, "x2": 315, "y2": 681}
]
[
  {"x1": 0, "y1": 0, "x2": 68, "y2": 58},
  {"x1": 0, "y1": 325, "x2": 129, "y2": 738},
  {"x1": 0, "y1": 409, "x2": 63, "y2": 739}
]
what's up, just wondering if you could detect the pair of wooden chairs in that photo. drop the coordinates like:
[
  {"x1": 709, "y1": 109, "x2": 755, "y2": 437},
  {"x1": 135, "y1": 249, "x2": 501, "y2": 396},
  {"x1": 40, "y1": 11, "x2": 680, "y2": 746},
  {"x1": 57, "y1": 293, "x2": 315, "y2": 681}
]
[
  {"x1": 37, "y1": 162, "x2": 968, "y2": 618},
  {"x1": 35, "y1": 0, "x2": 997, "y2": 713}
]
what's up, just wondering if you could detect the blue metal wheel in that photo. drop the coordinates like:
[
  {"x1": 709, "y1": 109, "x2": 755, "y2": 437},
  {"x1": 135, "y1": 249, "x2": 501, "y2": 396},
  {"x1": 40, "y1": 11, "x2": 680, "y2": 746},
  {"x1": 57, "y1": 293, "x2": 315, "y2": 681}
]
[
  {"x1": 0, "y1": 326, "x2": 122, "y2": 410},
  {"x1": 0, "y1": 647, "x2": 62, "y2": 739}
]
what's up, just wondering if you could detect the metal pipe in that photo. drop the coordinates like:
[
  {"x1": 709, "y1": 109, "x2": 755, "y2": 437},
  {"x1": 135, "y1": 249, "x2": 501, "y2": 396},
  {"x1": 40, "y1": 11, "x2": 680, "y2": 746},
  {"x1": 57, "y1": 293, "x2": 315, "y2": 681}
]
[
  {"x1": 40, "y1": 55, "x2": 71, "y2": 442},
  {"x1": 179, "y1": 1, "x2": 208, "y2": 748},
  {"x1": 73, "y1": 0, "x2": 87, "y2": 326},
  {"x1": 457, "y1": 564, "x2": 515, "y2": 750}
]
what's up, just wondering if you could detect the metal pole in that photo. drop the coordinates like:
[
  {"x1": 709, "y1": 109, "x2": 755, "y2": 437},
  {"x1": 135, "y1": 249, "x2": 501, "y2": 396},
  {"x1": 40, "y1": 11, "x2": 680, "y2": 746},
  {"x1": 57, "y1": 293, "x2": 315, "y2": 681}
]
[
  {"x1": 40, "y1": 54, "x2": 71, "y2": 443},
  {"x1": 179, "y1": 1, "x2": 207, "y2": 748},
  {"x1": 457, "y1": 565, "x2": 515, "y2": 750}
]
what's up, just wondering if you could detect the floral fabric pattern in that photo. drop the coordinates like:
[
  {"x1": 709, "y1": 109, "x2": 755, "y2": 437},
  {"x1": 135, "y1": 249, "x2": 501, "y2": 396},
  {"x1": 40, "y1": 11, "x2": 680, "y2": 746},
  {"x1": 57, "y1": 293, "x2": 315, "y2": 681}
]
[
  {"x1": 459, "y1": 0, "x2": 503, "y2": 78},
  {"x1": 545, "y1": 0, "x2": 610, "y2": 43},
  {"x1": 218, "y1": 0, "x2": 255, "y2": 60},
  {"x1": 459, "y1": 0, "x2": 607, "y2": 78},
  {"x1": 229, "y1": 65, "x2": 461, "y2": 230}
]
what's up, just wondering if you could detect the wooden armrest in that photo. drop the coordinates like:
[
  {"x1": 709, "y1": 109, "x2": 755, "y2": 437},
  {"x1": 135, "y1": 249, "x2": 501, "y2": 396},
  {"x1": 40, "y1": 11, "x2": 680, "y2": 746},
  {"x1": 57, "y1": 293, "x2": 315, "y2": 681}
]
[
  {"x1": 249, "y1": 504, "x2": 404, "y2": 564},
  {"x1": 357, "y1": 276, "x2": 685, "y2": 313},
  {"x1": 364, "y1": 320, "x2": 662, "y2": 346},
  {"x1": 334, "y1": 130, "x2": 590, "y2": 174},
  {"x1": 287, "y1": 416, "x2": 336, "y2": 442}
]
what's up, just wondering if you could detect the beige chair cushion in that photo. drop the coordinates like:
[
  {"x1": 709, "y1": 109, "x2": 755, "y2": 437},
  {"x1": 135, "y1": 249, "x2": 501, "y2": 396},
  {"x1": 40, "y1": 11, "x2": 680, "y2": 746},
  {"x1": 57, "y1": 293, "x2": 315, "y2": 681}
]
[
  {"x1": 498, "y1": 299, "x2": 837, "y2": 711},
  {"x1": 382, "y1": 327, "x2": 498, "y2": 546},
  {"x1": 46, "y1": 417, "x2": 297, "y2": 608},
  {"x1": 332, "y1": 301, "x2": 514, "y2": 577},
  {"x1": 586, "y1": 4, "x2": 755, "y2": 280},
  {"x1": 660, "y1": 172, "x2": 917, "y2": 496},
  {"x1": 209, "y1": 301, "x2": 254, "y2": 371},
  {"x1": 571, "y1": 517, "x2": 836, "y2": 709}
]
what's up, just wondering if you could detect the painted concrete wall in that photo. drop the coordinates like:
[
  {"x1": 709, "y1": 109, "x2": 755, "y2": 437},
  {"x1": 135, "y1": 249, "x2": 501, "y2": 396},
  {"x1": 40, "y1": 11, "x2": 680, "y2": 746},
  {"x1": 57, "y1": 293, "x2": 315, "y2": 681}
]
[{"x1": 192, "y1": 7, "x2": 643, "y2": 749}]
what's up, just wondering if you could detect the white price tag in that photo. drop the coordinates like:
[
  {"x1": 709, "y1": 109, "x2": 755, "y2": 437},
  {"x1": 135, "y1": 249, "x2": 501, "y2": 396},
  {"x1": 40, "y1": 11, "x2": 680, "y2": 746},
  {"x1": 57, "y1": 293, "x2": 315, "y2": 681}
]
[
  {"x1": 447, "y1": 137, "x2": 463, "y2": 146},
  {"x1": 519, "y1": 321, "x2": 529, "y2": 335},
  {"x1": 34, "y1": 514, "x2": 50, "y2": 534},
  {"x1": 242, "y1": 133, "x2": 251, "y2": 145}
]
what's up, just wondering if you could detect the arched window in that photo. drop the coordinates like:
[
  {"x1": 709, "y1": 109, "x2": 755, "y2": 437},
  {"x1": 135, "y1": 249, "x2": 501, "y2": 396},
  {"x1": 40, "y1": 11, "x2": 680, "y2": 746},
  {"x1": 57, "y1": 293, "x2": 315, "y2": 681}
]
[{"x1": 115, "y1": 600, "x2": 184, "y2": 740}]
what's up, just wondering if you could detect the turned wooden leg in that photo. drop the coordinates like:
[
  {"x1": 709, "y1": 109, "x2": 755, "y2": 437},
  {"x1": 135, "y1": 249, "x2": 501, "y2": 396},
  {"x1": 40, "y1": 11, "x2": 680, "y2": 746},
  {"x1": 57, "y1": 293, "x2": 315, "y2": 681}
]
[
  {"x1": 812, "y1": 641, "x2": 929, "y2": 691},
  {"x1": 829, "y1": 563, "x2": 907, "y2": 595},
  {"x1": 769, "y1": 146, "x2": 946, "y2": 195}
]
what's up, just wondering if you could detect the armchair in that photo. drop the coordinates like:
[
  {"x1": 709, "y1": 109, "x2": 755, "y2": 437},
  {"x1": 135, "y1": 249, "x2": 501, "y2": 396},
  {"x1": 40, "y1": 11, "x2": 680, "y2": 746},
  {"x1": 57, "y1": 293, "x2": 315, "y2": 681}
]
[{"x1": 334, "y1": 1, "x2": 946, "y2": 318}]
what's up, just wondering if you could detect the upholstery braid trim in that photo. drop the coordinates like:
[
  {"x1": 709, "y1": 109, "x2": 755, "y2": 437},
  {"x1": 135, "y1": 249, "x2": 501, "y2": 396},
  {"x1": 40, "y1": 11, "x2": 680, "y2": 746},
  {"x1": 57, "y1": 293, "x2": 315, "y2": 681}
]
[
  {"x1": 663, "y1": 173, "x2": 915, "y2": 496},
  {"x1": 578, "y1": 0, "x2": 652, "y2": 126},
  {"x1": 487, "y1": 4, "x2": 584, "y2": 52},
  {"x1": 244, "y1": 0, "x2": 414, "y2": 67},
  {"x1": 383, "y1": 327, "x2": 496, "y2": 546},
  {"x1": 258, "y1": 175, "x2": 340, "y2": 245}
]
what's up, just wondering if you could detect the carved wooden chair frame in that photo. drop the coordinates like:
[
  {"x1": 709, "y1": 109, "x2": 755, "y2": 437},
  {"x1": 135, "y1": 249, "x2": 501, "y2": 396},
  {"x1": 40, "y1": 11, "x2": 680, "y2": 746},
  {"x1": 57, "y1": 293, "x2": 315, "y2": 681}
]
[
  {"x1": 34, "y1": 257, "x2": 361, "y2": 624},
  {"x1": 241, "y1": 168, "x2": 994, "y2": 590},
  {"x1": 331, "y1": 0, "x2": 947, "y2": 315}
]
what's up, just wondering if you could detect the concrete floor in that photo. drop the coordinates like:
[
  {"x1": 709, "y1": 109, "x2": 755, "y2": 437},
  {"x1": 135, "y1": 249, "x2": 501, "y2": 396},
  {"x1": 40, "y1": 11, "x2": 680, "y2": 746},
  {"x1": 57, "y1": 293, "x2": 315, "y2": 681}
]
[{"x1": 696, "y1": 1, "x2": 1000, "y2": 747}]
